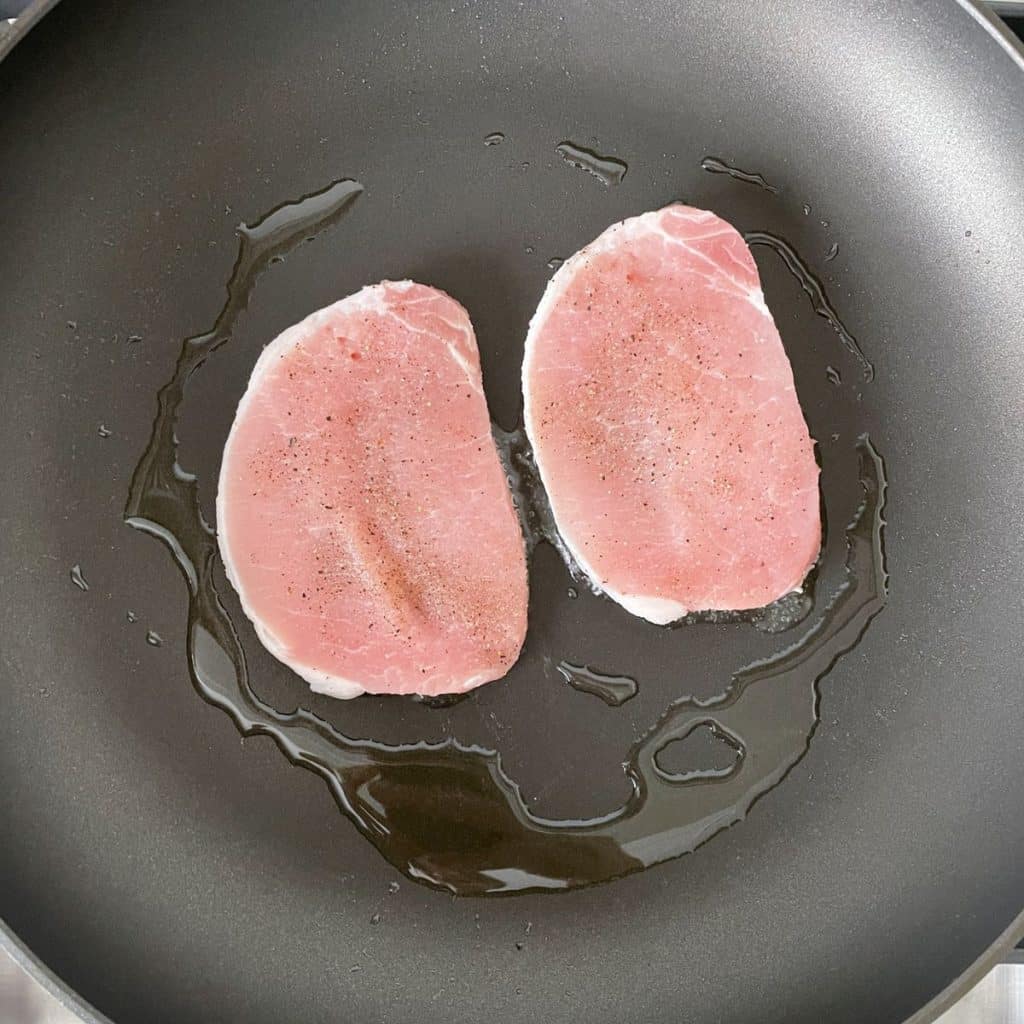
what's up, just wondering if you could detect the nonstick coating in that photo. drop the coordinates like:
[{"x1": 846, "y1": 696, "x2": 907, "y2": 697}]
[{"x1": 2, "y1": 2, "x2": 1023, "y2": 1023}]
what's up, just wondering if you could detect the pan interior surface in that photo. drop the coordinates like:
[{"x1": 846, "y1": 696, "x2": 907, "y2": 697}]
[{"x1": 1, "y1": 2, "x2": 1023, "y2": 1023}]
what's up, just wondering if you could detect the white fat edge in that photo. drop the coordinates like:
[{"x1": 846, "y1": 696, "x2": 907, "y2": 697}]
[
  {"x1": 244, "y1": 610, "x2": 368, "y2": 700},
  {"x1": 302, "y1": 669, "x2": 366, "y2": 700},
  {"x1": 295, "y1": 659, "x2": 502, "y2": 702},
  {"x1": 308, "y1": 667, "x2": 497, "y2": 701},
  {"x1": 615, "y1": 593, "x2": 690, "y2": 626},
  {"x1": 451, "y1": 671, "x2": 493, "y2": 693},
  {"x1": 747, "y1": 287, "x2": 771, "y2": 318},
  {"x1": 521, "y1": 237, "x2": 597, "y2": 591},
  {"x1": 215, "y1": 281, "x2": 419, "y2": 702}
]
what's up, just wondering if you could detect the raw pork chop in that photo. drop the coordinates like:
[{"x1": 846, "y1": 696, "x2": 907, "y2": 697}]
[
  {"x1": 522, "y1": 204, "x2": 820, "y2": 624},
  {"x1": 217, "y1": 281, "x2": 528, "y2": 698}
]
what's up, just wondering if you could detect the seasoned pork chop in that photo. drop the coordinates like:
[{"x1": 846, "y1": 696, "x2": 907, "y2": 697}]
[
  {"x1": 218, "y1": 281, "x2": 528, "y2": 697},
  {"x1": 522, "y1": 205, "x2": 820, "y2": 624}
]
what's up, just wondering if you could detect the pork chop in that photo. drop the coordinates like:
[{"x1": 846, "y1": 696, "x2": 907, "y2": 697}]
[
  {"x1": 217, "y1": 281, "x2": 528, "y2": 697},
  {"x1": 522, "y1": 204, "x2": 821, "y2": 624}
]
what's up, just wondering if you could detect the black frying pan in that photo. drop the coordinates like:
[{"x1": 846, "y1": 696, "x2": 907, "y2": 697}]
[{"x1": 2, "y1": 2, "x2": 1024, "y2": 1022}]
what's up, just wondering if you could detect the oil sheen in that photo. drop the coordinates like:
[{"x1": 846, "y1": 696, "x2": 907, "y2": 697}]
[
  {"x1": 555, "y1": 661, "x2": 639, "y2": 707},
  {"x1": 700, "y1": 156, "x2": 779, "y2": 194},
  {"x1": 125, "y1": 178, "x2": 888, "y2": 897},
  {"x1": 555, "y1": 142, "x2": 628, "y2": 186}
]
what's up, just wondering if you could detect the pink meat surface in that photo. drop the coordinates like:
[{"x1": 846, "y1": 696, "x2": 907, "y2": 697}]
[
  {"x1": 522, "y1": 204, "x2": 821, "y2": 624},
  {"x1": 217, "y1": 281, "x2": 528, "y2": 698}
]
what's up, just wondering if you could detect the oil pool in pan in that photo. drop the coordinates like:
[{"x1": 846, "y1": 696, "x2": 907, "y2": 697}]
[{"x1": 124, "y1": 162, "x2": 887, "y2": 897}]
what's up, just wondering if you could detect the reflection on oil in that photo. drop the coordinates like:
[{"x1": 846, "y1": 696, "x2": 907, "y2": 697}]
[
  {"x1": 556, "y1": 142, "x2": 628, "y2": 186},
  {"x1": 701, "y1": 156, "x2": 779, "y2": 194},
  {"x1": 653, "y1": 721, "x2": 743, "y2": 783},
  {"x1": 555, "y1": 661, "x2": 638, "y2": 707}
]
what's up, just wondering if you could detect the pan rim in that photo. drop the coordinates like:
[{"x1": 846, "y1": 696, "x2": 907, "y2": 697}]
[
  {"x1": 0, "y1": 1, "x2": 1022, "y2": 1022},
  {"x1": 1, "y1": 921, "x2": 110, "y2": 1024},
  {"x1": 0, "y1": 0, "x2": 59, "y2": 61}
]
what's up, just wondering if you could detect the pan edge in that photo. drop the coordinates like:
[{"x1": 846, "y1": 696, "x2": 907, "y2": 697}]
[{"x1": 0, "y1": 1, "x2": 1022, "y2": 1022}]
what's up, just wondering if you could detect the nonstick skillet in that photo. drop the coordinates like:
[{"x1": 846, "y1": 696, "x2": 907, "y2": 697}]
[{"x1": 2, "y1": 2, "x2": 1024, "y2": 1022}]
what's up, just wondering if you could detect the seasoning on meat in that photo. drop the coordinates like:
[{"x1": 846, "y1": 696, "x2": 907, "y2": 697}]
[
  {"x1": 522, "y1": 205, "x2": 821, "y2": 624},
  {"x1": 218, "y1": 281, "x2": 528, "y2": 696}
]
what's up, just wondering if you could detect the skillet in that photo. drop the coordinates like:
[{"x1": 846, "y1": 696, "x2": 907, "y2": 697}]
[{"x1": 2, "y1": 2, "x2": 1024, "y2": 1021}]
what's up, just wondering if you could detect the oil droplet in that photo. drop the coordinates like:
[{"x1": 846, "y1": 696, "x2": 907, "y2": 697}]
[
  {"x1": 555, "y1": 141, "x2": 628, "y2": 186},
  {"x1": 69, "y1": 564, "x2": 89, "y2": 591},
  {"x1": 483, "y1": 132, "x2": 505, "y2": 146},
  {"x1": 700, "y1": 156, "x2": 779, "y2": 194},
  {"x1": 965, "y1": 229, "x2": 972, "y2": 237},
  {"x1": 826, "y1": 365, "x2": 842, "y2": 386},
  {"x1": 145, "y1": 630, "x2": 163, "y2": 647},
  {"x1": 566, "y1": 586, "x2": 578, "y2": 599},
  {"x1": 745, "y1": 231, "x2": 874, "y2": 382},
  {"x1": 370, "y1": 913, "x2": 382, "y2": 925},
  {"x1": 556, "y1": 661, "x2": 638, "y2": 706},
  {"x1": 802, "y1": 204, "x2": 812, "y2": 216},
  {"x1": 824, "y1": 242, "x2": 839, "y2": 262},
  {"x1": 126, "y1": 610, "x2": 138, "y2": 623},
  {"x1": 547, "y1": 257, "x2": 564, "y2": 270},
  {"x1": 97, "y1": 424, "x2": 112, "y2": 438}
]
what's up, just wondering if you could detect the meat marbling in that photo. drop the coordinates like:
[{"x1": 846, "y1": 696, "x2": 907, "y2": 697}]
[
  {"x1": 217, "y1": 281, "x2": 528, "y2": 698},
  {"x1": 522, "y1": 204, "x2": 821, "y2": 625}
]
